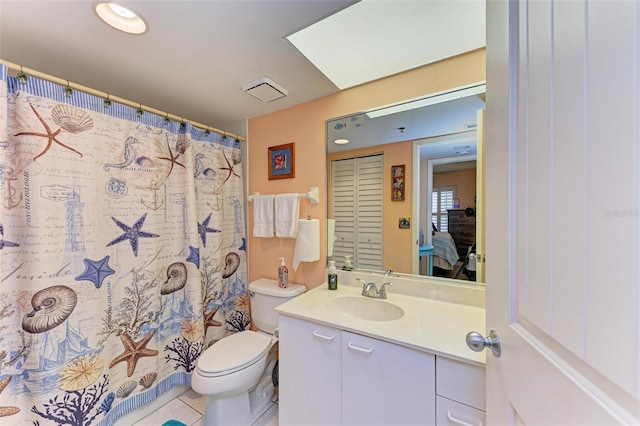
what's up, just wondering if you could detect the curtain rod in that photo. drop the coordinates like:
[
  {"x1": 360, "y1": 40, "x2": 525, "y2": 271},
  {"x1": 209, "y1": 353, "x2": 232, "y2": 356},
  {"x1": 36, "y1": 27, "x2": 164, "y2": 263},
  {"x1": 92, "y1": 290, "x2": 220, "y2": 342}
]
[{"x1": 0, "y1": 59, "x2": 246, "y2": 141}]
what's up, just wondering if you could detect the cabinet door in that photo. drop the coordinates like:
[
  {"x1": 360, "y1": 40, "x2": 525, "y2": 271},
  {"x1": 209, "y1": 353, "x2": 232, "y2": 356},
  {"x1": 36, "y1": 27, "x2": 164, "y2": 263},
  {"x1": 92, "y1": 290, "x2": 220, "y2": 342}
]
[
  {"x1": 342, "y1": 331, "x2": 436, "y2": 425},
  {"x1": 278, "y1": 316, "x2": 342, "y2": 426}
]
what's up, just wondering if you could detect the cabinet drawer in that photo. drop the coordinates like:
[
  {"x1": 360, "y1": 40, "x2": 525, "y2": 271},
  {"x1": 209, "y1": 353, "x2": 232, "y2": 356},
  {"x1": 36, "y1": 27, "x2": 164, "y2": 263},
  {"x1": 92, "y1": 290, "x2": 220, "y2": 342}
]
[
  {"x1": 436, "y1": 357, "x2": 485, "y2": 411},
  {"x1": 436, "y1": 396, "x2": 485, "y2": 426}
]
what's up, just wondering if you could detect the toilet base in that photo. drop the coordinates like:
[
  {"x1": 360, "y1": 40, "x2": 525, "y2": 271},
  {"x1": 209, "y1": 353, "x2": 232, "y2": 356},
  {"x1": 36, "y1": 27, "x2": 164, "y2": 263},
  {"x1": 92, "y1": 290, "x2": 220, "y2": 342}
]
[{"x1": 202, "y1": 373, "x2": 275, "y2": 426}]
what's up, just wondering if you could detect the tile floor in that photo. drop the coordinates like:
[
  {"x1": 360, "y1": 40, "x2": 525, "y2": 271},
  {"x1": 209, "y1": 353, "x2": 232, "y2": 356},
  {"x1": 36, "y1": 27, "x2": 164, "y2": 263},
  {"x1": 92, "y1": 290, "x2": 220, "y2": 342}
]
[{"x1": 132, "y1": 388, "x2": 279, "y2": 426}]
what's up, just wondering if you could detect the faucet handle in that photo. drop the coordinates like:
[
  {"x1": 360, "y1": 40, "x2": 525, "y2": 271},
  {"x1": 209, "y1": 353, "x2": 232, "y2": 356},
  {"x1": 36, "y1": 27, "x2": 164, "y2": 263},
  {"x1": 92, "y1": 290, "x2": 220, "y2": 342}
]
[
  {"x1": 378, "y1": 282, "x2": 394, "y2": 298},
  {"x1": 355, "y1": 278, "x2": 368, "y2": 287}
]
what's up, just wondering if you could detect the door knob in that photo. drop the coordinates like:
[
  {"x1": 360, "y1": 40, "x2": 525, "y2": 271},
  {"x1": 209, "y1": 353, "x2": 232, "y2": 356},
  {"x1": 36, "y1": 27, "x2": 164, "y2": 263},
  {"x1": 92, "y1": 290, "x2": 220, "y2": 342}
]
[{"x1": 466, "y1": 330, "x2": 501, "y2": 357}]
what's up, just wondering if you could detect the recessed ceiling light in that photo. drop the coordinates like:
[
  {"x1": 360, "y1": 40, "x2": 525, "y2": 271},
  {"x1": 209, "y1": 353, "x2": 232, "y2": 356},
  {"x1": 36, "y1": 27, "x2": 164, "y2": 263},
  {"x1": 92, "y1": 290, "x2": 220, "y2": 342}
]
[
  {"x1": 334, "y1": 138, "x2": 350, "y2": 145},
  {"x1": 93, "y1": 2, "x2": 148, "y2": 35}
]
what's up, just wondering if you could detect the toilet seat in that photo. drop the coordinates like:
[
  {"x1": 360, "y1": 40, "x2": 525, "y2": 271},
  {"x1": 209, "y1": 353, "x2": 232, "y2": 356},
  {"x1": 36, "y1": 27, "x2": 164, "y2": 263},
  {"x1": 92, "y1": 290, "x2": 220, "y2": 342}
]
[{"x1": 196, "y1": 331, "x2": 272, "y2": 377}]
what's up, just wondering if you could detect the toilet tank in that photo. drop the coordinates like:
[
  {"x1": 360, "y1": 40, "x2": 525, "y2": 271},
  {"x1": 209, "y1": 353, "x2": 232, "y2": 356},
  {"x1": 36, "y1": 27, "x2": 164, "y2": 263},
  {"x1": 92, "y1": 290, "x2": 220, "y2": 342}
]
[{"x1": 249, "y1": 278, "x2": 305, "y2": 334}]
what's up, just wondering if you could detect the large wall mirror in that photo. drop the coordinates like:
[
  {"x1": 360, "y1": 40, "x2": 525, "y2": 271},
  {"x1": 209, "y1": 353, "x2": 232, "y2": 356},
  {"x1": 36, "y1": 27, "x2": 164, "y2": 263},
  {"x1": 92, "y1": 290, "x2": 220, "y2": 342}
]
[{"x1": 326, "y1": 83, "x2": 486, "y2": 285}]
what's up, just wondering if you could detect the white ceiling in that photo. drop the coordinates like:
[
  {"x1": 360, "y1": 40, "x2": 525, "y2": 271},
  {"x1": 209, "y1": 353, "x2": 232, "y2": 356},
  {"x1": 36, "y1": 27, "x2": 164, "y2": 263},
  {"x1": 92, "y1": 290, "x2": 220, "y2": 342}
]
[{"x1": 0, "y1": 1, "x2": 485, "y2": 138}]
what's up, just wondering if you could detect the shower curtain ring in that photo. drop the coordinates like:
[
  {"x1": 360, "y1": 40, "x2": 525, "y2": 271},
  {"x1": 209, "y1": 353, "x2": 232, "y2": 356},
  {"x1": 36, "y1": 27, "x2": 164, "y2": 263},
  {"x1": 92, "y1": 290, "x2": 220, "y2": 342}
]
[
  {"x1": 17, "y1": 65, "x2": 28, "y2": 84},
  {"x1": 205, "y1": 126, "x2": 210, "y2": 136},
  {"x1": 104, "y1": 94, "x2": 112, "y2": 108},
  {"x1": 164, "y1": 113, "x2": 170, "y2": 125},
  {"x1": 64, "y1": 80, "x2": 73, "y2": 97},
  {"x1": 137, "y1": 104, "x2": 144, "y2": 117}
]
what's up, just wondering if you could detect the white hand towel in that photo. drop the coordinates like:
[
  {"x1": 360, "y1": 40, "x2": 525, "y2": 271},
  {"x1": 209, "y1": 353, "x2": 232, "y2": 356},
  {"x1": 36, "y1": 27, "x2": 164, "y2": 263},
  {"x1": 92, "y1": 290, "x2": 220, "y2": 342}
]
[
  {"x1": 275, "y1": 193, "x2": 300, "y2": 238},
  {"x1": 253, "y1": 195, "x2": 274, "y2": 237},
  {"x1": 293, "y1": 218, "x2": 320, "y2": 270}
]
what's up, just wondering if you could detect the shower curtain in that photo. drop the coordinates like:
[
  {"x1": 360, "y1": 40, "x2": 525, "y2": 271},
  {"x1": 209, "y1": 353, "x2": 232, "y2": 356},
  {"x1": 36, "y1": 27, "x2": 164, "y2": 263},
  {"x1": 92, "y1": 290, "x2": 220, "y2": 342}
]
[{"x1": 0, "y1": 64, "x2": 249, "y2": 425}]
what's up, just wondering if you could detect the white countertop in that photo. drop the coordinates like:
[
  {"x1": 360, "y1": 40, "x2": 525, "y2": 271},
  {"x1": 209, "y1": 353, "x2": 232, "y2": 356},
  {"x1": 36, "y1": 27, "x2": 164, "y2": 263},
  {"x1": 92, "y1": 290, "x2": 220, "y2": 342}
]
[{"x1": 275, "y1": 279, "x2": 486, "y2": 367}]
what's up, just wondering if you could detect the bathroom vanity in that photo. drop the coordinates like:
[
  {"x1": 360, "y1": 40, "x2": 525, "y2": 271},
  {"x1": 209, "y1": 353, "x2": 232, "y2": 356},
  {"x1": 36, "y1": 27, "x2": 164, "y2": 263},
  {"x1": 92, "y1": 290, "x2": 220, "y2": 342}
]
[{"x1": 275, "y1": 271, "x2": 486, "y2": 426}]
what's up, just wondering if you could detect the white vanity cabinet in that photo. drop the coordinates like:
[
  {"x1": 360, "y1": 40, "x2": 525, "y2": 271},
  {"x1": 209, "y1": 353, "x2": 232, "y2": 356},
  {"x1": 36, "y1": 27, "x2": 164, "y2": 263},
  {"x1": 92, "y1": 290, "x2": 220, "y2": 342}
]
[
  {"x1": 279, "y1": 315, "x2": 437, "y2": 425},
  {"x1": 342, "y1": 331, "x2": 435, "y2": 425}
]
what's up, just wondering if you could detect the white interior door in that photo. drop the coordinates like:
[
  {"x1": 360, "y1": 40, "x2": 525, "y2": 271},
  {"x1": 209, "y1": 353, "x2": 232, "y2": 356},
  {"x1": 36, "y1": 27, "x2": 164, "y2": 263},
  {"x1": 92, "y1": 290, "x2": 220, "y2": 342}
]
[{"x1": 485, "y1": 0, "x2": 639, "y2": 424}]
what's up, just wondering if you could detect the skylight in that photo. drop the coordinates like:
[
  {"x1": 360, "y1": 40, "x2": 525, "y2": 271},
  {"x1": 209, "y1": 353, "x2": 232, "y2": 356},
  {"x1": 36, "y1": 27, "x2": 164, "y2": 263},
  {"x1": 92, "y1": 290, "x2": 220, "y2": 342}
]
[{"x1": 287, "y1": 0, "x2": 486, "y2": 90}]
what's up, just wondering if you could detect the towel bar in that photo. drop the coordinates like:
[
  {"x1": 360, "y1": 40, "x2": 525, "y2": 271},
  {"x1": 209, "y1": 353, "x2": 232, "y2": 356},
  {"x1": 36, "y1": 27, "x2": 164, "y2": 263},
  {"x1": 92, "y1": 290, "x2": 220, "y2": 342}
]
[{"x1": 248, "y1": 186, "x2": 319, "y2": 205}]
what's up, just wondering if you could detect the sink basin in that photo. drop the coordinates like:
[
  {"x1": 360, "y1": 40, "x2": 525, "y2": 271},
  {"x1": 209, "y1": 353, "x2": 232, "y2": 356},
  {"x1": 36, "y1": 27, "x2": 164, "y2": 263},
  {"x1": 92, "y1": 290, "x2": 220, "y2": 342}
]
[{"x1": 325, "y1": 296, "x2": 404, "y2": 321}]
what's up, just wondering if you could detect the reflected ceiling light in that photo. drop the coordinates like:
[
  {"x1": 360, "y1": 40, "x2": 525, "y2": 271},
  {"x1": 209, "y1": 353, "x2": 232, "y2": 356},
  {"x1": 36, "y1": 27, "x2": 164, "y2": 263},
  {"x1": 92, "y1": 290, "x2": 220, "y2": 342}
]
[
  {"x1": 93, "y1": 2, "x2": 148, "y2": 35},
  {"x1": 334, "y1": 138, "x2": 350, "y2": 145},
  {"x1": 366, "y1": 83, "x2": 486, "y2": 119}
]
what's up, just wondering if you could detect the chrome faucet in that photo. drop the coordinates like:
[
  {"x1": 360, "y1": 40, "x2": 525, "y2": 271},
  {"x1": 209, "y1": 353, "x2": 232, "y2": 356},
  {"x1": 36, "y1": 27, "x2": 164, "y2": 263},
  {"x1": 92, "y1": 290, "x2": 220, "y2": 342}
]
[
  {"x1": 356, "y1": 278, "x2": 393, "y2": 299},
  {"x1": 378, "y1": 282, "x2": 394, "y2": 299}
]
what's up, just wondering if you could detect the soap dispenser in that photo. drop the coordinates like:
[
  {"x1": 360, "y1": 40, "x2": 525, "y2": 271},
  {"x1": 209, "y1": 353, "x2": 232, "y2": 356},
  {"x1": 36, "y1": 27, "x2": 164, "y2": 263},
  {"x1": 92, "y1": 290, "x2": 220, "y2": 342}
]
[
  {"x1": 328, "y1": 260, "x2": 338, "y2": 290},
  {"x1": 278, "y1": 257, "x2": 289, "y2": 288}
]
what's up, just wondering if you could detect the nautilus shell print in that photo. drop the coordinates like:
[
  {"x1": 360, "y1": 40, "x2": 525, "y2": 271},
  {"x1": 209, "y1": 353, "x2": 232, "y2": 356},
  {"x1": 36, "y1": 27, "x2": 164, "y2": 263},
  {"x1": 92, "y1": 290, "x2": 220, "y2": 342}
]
[
  {"x1": 50, "y1": 104, "x2": 94, "y2": 134},
  {"x1": 22, "y1": 285, "x2": 77, "y2": 333},
  {"x1": 160, "y1": 262, "x2": 188, "y2": 295},
  {"x1": 222, "y1": 252, "x2": 241, "y2": 278}
]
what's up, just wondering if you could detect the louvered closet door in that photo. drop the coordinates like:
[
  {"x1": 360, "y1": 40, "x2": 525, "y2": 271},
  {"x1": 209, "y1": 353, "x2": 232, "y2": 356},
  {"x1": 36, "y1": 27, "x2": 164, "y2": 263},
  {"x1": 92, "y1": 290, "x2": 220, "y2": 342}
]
[
  {"x1": 331, "y1": 158, "x2": 356, "y2": 266},
  {"x1": 355, "y1": 155, "x2": 383, "y2": 270},
  {"x1": 331, "y1": 155, "x2": 383, "y2": 270}
]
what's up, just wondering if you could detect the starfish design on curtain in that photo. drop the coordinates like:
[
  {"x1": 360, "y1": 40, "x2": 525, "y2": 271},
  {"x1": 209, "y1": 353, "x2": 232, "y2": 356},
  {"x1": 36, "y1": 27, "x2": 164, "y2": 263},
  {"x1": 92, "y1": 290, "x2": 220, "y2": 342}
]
[
  {"x1": 218, "y1": 150, "x2": 240, "y2": 184},
  {"x1": 204, "y1": 306, "x2": 222, "y2": 333},
  {"x1": 198, "y1": 213, "x2": 221, "y2": 247},
  {"x1": 75, "y1": 255, "x2": 116, "y2": 288},
  {"x1": 14, "y1": 102, "x2": 83, "y2": 162},
  {"x1": 106, "y1": 213, "x2": 159, "y2": 257},
  {"x1": 186, "y1": 246, "x2": 200, "y2": 268},
  {"x1": 109, "y1": 330, "x2": 159, "y2": 377},
  {"x1": 157, "y1": 138, "x2": 185, "y2": 178}
]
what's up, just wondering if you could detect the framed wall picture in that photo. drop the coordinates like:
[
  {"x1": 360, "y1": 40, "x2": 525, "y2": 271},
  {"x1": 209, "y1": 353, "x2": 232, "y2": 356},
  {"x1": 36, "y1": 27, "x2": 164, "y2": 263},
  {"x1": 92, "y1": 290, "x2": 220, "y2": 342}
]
[
  {"x1": 391, "y1": 164, "x2": 405, "y2": 201},
  {"x1": 268, "y1": 143, "x2": 295, "y2": 180}
]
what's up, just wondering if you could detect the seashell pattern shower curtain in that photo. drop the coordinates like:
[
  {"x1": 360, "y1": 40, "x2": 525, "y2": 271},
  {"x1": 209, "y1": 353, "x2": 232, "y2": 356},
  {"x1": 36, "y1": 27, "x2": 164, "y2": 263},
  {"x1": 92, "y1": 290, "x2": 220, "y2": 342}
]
[{"x1": 0, "y1": 65, "x2": 249, "y2": 425}]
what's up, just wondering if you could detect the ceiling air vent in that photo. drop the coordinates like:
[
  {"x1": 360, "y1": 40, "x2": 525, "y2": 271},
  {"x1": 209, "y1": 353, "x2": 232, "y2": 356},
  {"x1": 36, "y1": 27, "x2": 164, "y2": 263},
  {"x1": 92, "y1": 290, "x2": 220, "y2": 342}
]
[{"x1": 242, "y1": 77, "x2": 288, "y2": 103}]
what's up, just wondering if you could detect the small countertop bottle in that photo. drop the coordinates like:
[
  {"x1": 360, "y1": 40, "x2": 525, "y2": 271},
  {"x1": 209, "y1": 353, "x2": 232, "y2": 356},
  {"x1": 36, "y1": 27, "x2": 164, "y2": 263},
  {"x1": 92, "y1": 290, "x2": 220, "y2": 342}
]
[{"x1": 328, "y1": 260, "x2": 338, "y2": 290}]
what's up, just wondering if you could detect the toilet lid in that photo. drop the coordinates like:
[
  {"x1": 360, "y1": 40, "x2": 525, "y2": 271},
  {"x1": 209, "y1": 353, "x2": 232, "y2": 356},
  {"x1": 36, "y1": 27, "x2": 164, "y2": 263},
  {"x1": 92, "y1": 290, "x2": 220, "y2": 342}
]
[{"x1": 197, "y1": 331, "x2": 272, "y2": 376}]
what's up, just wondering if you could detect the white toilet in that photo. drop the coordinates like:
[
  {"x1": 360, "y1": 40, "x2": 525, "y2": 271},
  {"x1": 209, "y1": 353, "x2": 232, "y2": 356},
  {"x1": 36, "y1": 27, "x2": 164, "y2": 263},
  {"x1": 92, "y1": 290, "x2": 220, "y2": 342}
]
[{"x1": 191, "y1": 278, "x2": 305, "y2": 425}]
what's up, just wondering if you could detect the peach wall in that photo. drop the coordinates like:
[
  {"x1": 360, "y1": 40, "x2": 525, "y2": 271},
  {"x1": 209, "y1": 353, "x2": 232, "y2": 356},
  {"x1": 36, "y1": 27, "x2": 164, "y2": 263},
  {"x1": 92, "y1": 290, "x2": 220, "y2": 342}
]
[
  {"x1": 247, "y1": 49, "x2": 485, "y2": 289},
  {"x1": 433, "y1": 168, "x2": 477, "y2": 209},
  {"x1": 328, "y1": 141, "x2": 413, "y2": 273}
]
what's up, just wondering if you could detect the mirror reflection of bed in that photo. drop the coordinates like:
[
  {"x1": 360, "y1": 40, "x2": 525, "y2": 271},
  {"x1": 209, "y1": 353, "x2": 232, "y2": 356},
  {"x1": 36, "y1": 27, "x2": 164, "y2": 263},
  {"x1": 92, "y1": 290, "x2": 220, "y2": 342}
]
[{"x1": 424, "y1": 161, "x2": 477, "y2": 281}]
